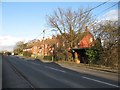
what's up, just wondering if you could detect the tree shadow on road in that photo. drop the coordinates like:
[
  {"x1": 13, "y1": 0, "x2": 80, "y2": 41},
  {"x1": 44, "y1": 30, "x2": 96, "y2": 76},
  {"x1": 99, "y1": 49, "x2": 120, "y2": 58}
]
[{"x1": 17, "y1": 57, "x2": 119, "y2": 88}]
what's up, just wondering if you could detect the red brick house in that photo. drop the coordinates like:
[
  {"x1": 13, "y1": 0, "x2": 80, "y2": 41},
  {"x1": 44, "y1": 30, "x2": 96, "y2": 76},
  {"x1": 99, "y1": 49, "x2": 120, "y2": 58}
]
[
  {"x1": 23, "y1": 37, "x2": 59, "y2": 57},
  {"x1": 23, "y1": 40, "x2": 42, "y2": 56},
  {"x1": 78, "y1": 26, "x2": 94, "y2": 48},
  {"x1": 72, "y1": 26, "x2": 94, "y2": 63}
]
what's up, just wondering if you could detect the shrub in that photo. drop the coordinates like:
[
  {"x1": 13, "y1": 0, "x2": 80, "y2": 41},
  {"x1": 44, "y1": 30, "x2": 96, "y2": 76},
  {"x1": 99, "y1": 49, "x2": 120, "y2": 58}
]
[
  {"x1": 23, "y1": 51, "x2": 32, "y2": 57},
  {"x1": 86, "y1": 47, "x2": 99, "y2": 64},
  {"x1": 43, "y1": 56, "x2": 52, "y2": 60}
]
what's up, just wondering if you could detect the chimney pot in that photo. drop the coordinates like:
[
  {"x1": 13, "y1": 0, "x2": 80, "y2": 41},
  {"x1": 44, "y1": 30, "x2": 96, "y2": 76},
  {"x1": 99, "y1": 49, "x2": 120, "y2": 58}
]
[{"x1": 85, "y1": 26, "x2": 88, "y2": 31}]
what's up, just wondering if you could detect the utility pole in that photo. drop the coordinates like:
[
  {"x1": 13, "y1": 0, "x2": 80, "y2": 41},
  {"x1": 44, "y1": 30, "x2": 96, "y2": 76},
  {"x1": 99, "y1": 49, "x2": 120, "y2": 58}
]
[{"x1": 43, "y1": 29, "x2": 45, "y2": 56}]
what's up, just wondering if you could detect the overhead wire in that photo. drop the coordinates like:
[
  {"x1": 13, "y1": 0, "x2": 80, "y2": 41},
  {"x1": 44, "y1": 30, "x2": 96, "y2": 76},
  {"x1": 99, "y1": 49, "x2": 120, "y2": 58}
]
[
  {"x1": 93, "y1": 2, "x2": 118, "y2": 18},
  {"x1": 83, "y1": 0, "x2": 111, "y2": 14},
  {"x1": 34, "y1": 29, "x2": 45, "y2": 40},
  {"x1": 91, "y1": 2, "x2": 118, "y2": 25},
  {"x1": 33, "y1": 0, "x2": 113, "y2": 40}
]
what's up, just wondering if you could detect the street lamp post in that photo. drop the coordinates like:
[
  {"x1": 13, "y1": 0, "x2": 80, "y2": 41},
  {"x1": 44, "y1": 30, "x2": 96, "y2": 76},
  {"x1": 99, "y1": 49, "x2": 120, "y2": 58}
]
[
  {"x1": 43, "y1": 30, "x2": 45, "y2": 57},
  {"x1": 51, "y1": 50, "x2": 53, "y2": 62},
  {"x1": 51, "y1": 29, "x2": 58, "y2": 61}
]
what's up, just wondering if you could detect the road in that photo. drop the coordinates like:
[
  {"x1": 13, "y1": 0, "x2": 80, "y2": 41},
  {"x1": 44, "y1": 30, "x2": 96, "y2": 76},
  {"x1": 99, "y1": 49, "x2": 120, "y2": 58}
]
[{"x1": 2, "y1": 55, "x2": 120, "y2": 89}]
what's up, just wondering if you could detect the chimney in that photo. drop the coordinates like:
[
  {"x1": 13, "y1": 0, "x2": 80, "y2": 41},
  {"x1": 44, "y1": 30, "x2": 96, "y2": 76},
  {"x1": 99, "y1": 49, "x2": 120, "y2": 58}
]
[{"x1": 85, "y1": 26, "x2": 88, "y2": 32}]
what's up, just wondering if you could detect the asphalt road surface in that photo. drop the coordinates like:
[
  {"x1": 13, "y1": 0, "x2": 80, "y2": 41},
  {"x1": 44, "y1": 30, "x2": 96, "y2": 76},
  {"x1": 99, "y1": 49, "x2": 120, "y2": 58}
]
[{"x1": 2, "y1": 55, "x2": 120, "y2": 89}]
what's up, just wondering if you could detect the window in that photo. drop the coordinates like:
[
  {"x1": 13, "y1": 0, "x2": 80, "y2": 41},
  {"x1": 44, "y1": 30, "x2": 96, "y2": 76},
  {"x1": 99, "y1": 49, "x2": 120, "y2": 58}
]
[{"x1": 90, "y1": 38, "x2": 93, "y2": 42}]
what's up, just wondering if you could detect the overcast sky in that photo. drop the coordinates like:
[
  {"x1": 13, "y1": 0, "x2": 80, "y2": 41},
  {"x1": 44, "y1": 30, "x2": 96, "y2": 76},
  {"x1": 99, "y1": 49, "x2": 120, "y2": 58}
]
[{"x1": 0, "y1": 0, "x2": 119, "y2": 51}]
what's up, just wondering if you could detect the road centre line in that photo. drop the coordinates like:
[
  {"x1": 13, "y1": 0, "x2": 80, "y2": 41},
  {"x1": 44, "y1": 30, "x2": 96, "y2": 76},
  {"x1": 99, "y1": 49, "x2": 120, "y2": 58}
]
[
  {"x1": 25, "y1": 61, "x2": 41, "y2": 66},
  {"x1": 25, "y1": 61, "x2": 66, "y2": 73},
  {"x1": 30, "y1": 62, "x2": 40, "y2": 65},
  {"x1": 45, "y1": 66, "x2": 66, "y2": 73},
  {"x1": 82, "y1": 76, "x2": 119, "y2": 88}
]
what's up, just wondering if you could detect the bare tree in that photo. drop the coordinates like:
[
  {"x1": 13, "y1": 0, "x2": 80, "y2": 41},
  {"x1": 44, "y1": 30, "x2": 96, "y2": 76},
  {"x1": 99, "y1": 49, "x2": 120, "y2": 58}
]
[
  {"x1": 47, "y1": 8, "x2": 94, "y2": 48},
  {"x1": 13, "y1": 41, "x2": 27, "y2": 54},
  {"x1": 92, "y1": 20, "x2": 118, "y2": 67}
]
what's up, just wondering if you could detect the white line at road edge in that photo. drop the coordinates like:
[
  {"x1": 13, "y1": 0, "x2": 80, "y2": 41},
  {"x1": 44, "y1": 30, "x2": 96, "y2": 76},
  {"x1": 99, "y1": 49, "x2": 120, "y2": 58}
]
[
  {"x1": 82, "y1": 76, "x2": 119, "y2": 88},
  {"x1": 45, "y1": 66, "x2": 66, "y2": 73}
]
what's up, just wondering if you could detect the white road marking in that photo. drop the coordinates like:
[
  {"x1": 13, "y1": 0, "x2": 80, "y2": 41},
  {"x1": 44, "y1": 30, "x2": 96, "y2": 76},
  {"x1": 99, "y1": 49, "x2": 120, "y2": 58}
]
[
  {"x1": 30, "y1": 62, "x2": 40, "y2": 65},
  {"x1": 45, "y1": 66, "x2": 66, "y2": 73},
  {"x1": 26, "y1": 62, "x2": 66, "y2": 73},
  {"x1": 25, "y1": 61, "x2": 41, "y2": 66},
  {"x1": 82, "y1": 76, "x2": 119, "y2": 88}
]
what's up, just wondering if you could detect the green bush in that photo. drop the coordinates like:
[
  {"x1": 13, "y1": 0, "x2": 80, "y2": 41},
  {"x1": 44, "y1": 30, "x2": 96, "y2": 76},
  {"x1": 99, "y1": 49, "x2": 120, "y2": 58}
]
[
  {"x1": 23, "y1": 51, "x2": 32, "y2": 57},
  {"x1": 86, "y1": 47, "x2": 99, "y2": 64},
  {"x1": 43, "y1": 56, "x2": 52, "y2": 60}
]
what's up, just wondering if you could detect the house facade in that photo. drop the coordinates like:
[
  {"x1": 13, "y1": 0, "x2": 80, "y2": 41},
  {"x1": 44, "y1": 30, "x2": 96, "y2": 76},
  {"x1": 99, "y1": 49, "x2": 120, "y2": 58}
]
[
  {"x1": 23, "y1": 36, "x2": 59, "y2": 57},
  {"x1": 79, "y1": 33, "x2": 94, "y2": 48},
  {"x1": 72, "y1": 26, "x2": 94, "y2": 63}
]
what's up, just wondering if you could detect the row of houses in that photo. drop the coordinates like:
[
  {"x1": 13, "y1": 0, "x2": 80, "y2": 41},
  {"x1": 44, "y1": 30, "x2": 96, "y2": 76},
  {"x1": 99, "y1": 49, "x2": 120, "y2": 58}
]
[
  {"x1": 23, "y1": 36, "x2": 59, "y2": 56},
  {"x1": 23, "y1": 26, "x2": 95, "y2": 63}
]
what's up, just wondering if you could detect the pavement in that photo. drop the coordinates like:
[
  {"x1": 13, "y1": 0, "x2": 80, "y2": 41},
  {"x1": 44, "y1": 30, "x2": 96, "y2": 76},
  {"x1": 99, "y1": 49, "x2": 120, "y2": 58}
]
[
  {"x1": 55, "y1": 61, "x2": 119, "y2": 73},
  {"x1": 55, "y1": 61, "x2": 119, "y2": 82},
  {"x1": 2, "y1": 55, "x2": 120, "y2": 89}
]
